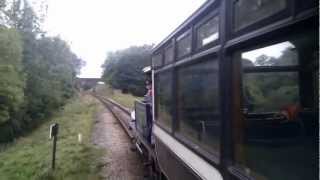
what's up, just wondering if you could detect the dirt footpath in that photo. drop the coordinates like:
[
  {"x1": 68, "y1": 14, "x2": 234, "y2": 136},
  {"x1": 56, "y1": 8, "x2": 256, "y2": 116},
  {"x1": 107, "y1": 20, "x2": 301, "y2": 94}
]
[{"x1": 91, "y1": 103, "x2": 145, "y2": 180}]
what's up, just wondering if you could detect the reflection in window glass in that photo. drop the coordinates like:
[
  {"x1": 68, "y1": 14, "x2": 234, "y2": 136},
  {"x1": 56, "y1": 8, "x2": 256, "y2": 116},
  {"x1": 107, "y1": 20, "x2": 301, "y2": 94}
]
[
  {"x1": 197, "y1": 16, "x2": 219, "y2": 48},
  {"x1": 164, "y1": 45, "x2": 174, "y2": 64},
  {"x1": 243, "y1": 72, "x2": 299, "y2": 113},
  {"x1": 234, "y1": 0, "x2": 286, "y2": 30},
  {"x1": 177, "y1": 60, "x2": 220, "y2": 154},
  {"x1": 235, "y1": 30, "x2": 318, "y2": 180},
  {"x1": 152, "y1": 53, "x2": 162, "y2": 68},
  {"x1": 242, "y1": 42, "x2": 298, "y2": 67},
  {"x1": 156, "y1": 72, "x2": 173, "y2": 131},
  {"x1": 177, "y1": 33, "x2": 192, "y2": 58}
]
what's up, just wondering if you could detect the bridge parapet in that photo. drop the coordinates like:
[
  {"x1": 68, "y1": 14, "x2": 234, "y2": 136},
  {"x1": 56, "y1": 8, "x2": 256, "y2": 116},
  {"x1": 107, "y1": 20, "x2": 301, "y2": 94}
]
[{"x1": 75, "y1": 78, "x2": 101, "y2": 90}]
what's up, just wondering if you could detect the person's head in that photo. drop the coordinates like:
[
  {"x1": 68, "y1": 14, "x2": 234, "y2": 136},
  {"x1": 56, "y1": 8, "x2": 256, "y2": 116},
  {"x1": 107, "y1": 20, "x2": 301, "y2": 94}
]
[{"x1": 146, "y1": 80, "x2": 152, "y2": 90}]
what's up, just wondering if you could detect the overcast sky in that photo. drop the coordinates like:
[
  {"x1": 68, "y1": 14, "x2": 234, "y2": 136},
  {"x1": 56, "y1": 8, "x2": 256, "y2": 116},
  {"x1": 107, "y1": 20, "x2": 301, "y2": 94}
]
[{"x1": 42, "y1": 0, "x2": 206, "y2": 78}]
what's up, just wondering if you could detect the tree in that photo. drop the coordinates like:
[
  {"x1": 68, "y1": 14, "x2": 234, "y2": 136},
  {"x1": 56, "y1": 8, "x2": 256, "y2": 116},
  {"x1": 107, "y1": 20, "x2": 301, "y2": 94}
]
[
  {"x1": 102, "y1": 45, "x2": 153, "y2": 96},
  {"x1": 0, "y1": 0, "x2": 85, "y2": 142},
  {"x1": 0, "y1": 28, "x2": 24, "y2": 125}
]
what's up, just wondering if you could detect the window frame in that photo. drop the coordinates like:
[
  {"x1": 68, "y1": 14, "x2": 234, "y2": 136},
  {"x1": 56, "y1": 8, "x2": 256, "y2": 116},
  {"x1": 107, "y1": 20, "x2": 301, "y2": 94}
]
[
  {"x1": 176, "y1": 29, "x2": 193, "y2": 60},
  {"x1": 228, "y1": 22, "x2": 318, "y2": 180},
  {"x1": 194, "y1": 9, "x2": 220, "y2": 52},
  {"x1": 154, "y1": 69, "x2": 174, "y2": 134},
  {"x1": 295, "y1": 0, "x2": 318, "y2": 15},
  {"x1": 154, "y1": 53, "x2": 222, "y2": 167},
  {"x1": 174, "y1": 56, "x2": 222, "y2": 165},
  {"x1": 152, "y1": 52, "x2": 164, "y2": 69},
  {"x1": 230, "y1": 0, "x2": 293, "y2": 37},
  {"x1": 164, "y1": 41, "x2": 175, "y2": 65}
]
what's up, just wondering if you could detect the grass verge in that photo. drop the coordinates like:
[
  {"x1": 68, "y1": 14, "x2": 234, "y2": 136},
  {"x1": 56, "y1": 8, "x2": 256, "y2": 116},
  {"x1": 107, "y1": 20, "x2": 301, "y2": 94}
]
[{"x1": 0, "y1": 94, "x2": 102, "y2": 180}]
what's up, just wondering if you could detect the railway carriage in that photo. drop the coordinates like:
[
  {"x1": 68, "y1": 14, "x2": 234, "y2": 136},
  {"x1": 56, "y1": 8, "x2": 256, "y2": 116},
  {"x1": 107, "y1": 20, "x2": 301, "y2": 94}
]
[{"x1": 133, "y1": 0, "x2": 318, "y2": 180}]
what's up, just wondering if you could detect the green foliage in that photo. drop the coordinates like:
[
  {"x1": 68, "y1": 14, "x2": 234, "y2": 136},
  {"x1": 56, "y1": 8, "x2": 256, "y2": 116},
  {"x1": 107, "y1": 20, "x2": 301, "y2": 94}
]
[
  {"x1": 23, "y1": 37, "x2": 80, "y2": 121},
  {"x1": 0, "y1": 28, "x2": 24, "y2": 124},
  {"x1": 101, "y1": 45, "x2": 153, "y2": 96},
  {"x1": 0, "y1": 0, "x2": 85, "y2": 142}
]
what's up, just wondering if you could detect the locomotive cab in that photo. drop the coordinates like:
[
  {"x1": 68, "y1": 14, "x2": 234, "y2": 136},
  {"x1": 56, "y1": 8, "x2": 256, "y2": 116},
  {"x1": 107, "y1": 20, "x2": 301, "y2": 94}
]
[{"x1": 132, "y1": 66, "x2": 154, "y2": 152}]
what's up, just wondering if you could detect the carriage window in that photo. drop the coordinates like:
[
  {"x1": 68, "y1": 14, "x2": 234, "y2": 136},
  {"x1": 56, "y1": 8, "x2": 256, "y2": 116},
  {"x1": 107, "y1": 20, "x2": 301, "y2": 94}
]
[
  {"x1": 234, "y1": 30, "x2": 318, "y2": 180},
  {"x1": 177, "y1": 33, "x2": 192, "y2": 58},
  {"x1": 177, "y1": 60, "x2": 220, "y2": 155},
  {"x1": 164, "y1": 45, "x2": 174, "y2": 64},
  {"x1": 234, "y1": 0, "x2": 286, "y2": 30},
  {"x1": 156, "y1": 72, "x2": 173, "y2": 131},
  {"x1": 152, "y1": 53, "x2": 163, "y2": 68},
  {"x1": 196, "y1": 16, "x2": 219, "y2": 48}
]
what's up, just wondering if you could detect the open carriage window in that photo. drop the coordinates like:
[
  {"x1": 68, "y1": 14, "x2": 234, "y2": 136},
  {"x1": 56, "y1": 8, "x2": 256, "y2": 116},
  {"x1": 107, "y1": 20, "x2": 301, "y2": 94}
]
[
  {"x1": 241, "y1": 41, "x2": 299, "y2": 113},
  {"x1": 233, "y1": 28, "x2": 318, "y2": 180}
]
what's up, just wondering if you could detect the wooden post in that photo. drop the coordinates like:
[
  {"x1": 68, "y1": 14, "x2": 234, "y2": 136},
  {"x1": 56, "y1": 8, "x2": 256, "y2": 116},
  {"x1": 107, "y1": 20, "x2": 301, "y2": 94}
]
[
  {"x1": 50, "y1": 123, "x2": 59, "y2": 170},
  {"x1": 52, "y1": 134, "x2": 57, "y2": 170}
]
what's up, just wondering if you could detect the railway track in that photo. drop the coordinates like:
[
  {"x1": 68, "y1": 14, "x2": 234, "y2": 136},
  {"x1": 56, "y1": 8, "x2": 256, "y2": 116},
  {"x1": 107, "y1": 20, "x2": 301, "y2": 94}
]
[
  {"x1": 93, "y1": 94, "x2": 135, "y2": 139},
  {"x1": 92, "y1": 93, "x2": 148, "y2": 180},
  {"x1": 93, "y1": 94, "x2": 160, "y2": 180}
]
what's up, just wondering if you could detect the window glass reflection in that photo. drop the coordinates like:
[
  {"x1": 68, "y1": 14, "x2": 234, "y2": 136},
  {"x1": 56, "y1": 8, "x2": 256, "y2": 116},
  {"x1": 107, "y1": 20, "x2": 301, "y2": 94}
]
[
  {"x1": 156, "y1": 72, "x2": 173, "y2": 131},
  {"x1": 234, "y1": 30, "x2": 318, "y2": 180},
  {"x1": 177, "y1": 60, "x2": 220, "y2": 155},
  {"x1": 242, "y1": 42, "x2": 298, "y2": 67},
  {"x1": 164, "y1": 45, "x2": 174, "y2": 64},
  {"x1": 197, "y1": 16, "x2": 219, "y2": 48},
  {"x1": 152, "y1": 53, "x2": 162, "y2": 68},
  {"x1": 234, "y1": 0, "x2": 286, "y2": 30},
  {"x1": 177, "y1": 34, "x2": 192, "y2": 58},
  {"x1": 243, "y1": 72, "x2": 299, "y2": 113}
]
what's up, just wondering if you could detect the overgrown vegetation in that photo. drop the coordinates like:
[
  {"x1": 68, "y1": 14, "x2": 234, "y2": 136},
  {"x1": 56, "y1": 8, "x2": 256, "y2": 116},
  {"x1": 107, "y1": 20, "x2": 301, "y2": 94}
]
[
  {"x1": 0, "y1": 94, "x2": 102, "y2": 180},
  {"x1": 101, "y1": 45, "x2": 153, "y2": 96},
  {"x1": 0, "y1": 0, "x2": 84, "y2": 142}
]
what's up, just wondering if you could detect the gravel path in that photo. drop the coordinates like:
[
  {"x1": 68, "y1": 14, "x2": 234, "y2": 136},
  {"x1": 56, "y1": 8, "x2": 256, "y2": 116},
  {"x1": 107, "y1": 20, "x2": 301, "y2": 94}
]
[{"x1": 91, "y1": 103, "x2": 145, "y2": 180}]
